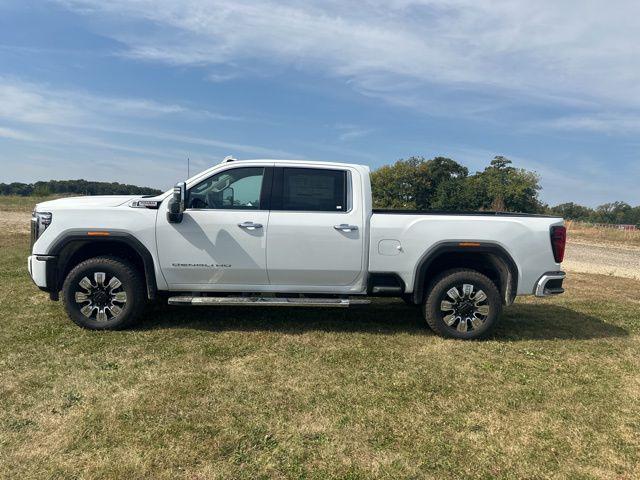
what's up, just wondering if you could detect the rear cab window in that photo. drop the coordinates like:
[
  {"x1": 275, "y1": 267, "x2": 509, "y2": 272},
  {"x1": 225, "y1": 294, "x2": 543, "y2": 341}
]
[{"x1": 277, "y1": 167, "x2": 348, "y2": 212}]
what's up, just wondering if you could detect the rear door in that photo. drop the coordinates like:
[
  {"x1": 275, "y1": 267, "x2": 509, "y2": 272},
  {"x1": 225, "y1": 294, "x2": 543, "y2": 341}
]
[{"x1": 266, "y1": 166, "x2": 365, "y2": 290}]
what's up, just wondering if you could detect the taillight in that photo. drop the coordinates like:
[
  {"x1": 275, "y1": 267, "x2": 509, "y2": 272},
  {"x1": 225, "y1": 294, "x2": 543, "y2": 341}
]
[{"x1": 550, "y1": 226, "x2": 566, "y2": 263}]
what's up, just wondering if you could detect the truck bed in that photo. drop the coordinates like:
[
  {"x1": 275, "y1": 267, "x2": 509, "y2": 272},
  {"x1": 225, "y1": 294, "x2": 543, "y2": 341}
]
[{"x1": 369, "y1": 210, "x2": 563, "y2": 296}]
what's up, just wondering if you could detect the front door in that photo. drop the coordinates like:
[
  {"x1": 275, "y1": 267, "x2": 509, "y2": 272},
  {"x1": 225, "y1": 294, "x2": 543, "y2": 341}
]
[
  {"x1": 266, "y1": 166, "x2": 365, "y2": 290},
  {"x1": 156, "y1": 165, "x2": 271, "y2": 289}
]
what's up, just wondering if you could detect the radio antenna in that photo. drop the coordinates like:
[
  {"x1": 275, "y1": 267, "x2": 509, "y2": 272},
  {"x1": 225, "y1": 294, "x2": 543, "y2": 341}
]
[{"x1": 187, "y1": 155, "x2": 190, "y2": 177}]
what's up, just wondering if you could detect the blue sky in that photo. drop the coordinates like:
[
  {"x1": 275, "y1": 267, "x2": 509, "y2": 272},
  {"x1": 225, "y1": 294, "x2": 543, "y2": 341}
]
[{"x1": 1, "y1": 0, "x2": 639, "y2": 206}]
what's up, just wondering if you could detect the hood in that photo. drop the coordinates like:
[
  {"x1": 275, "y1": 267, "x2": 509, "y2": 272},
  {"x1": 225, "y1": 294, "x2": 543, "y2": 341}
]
[{"x1": 35, "y1": 195, "x2": 140, "y2": 211}]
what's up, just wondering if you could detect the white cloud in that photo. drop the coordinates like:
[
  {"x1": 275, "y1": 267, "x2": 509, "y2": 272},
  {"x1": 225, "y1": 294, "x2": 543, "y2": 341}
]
[
  {"x1": 0, "y1": 82, "x2": 85, "y2": 125},
  {"x1": 335, "y1": 124, "x2": 373, "y2": 141},
  {"x1": 0, "y1": 78, "x2": 305, "y2": 187},
  {"x1": 206, "y1": 72, "x2": 239, "y2": 83},
  {"x1": 544, "y1": 114, "x2": 640, "y2": 135},
  {"x1": 0, "y1": 77, "x2": 239, "y2": 128},
  {"x1": 0, "y1": 126, "x2": 34, "y2": 141},
  {"x1": 116, "y1": 129, "x2": 303, "y2": 158},
  {"x1": 58, "y1": 0, "x2": 640, "y2": 127},
  {"x1": 0, "y1": 78, "x2": 296, "y2": 155}
]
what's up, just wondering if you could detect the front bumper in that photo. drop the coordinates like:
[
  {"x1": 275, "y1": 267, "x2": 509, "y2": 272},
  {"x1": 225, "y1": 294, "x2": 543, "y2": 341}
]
[
  {"x1": 27, "y1": 254, "x2": 59, "y2": 300},
  {"x1": 534, "y1": 271, "x2": 566, "y2": 297},
  {"x1": 28, "y1": 255, "x2": 48, "y2": 288}
]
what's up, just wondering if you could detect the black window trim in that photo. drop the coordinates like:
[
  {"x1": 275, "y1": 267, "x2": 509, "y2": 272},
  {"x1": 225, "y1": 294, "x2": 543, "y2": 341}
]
[
  {"x1": 185, "y1": 166, "x2": 273, "y2": 211},
  {"x1": 271, "y1": 166, "x2": 351, "y2": 213}
]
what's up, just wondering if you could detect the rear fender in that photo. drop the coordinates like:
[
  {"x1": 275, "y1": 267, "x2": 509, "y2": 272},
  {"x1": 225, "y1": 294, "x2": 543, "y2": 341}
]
[{"x1": 412, "y1": 242, "x2": 519, "y2": 305}]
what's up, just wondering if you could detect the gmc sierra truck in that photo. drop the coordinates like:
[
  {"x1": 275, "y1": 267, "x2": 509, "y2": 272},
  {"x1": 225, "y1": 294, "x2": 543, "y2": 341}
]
[{"x1": 28, "y1": 158, "x2": 566, "y2": 339}]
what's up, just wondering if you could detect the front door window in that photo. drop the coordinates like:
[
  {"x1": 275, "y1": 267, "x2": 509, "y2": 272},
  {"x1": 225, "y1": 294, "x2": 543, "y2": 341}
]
[{"x1": 188, "y1": 167, "x2": 265, "y2": 210}]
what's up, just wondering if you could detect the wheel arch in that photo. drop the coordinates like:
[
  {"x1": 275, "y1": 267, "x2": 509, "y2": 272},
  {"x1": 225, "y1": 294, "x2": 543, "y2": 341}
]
[
  {"x1": 48, "y1": 231, "x2": 157, "y2": 300},
  {"x1": 411, "y1": 242, "x2": 518, "y2": 306}
]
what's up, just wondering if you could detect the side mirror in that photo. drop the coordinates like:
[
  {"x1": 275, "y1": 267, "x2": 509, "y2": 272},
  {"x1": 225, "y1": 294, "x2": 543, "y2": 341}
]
[{"x1": 167, "y1": 181, "x2": 186, "y2": 223}]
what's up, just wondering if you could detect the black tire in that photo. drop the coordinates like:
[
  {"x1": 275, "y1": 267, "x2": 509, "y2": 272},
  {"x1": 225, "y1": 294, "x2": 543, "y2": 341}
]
[
  {"x1": 423, "y1": 268, "x2": 501, "y2": 340},
  {"x1": 62, "y1": 256, "x2": 146, "y2": 330}
]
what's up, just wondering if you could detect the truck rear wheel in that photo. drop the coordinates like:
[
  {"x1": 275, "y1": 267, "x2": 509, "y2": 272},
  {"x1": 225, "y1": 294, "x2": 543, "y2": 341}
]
[
  {"x1": 423, "y1": 268, "x2": 501, "y2": 339},
  {"x1": 62, "y1": 256, "x2": 146, "y2": 330}
]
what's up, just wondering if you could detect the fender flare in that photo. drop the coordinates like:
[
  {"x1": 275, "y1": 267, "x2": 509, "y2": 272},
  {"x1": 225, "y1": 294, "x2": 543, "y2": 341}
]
[
  {"x1": 46, "y1": 230, "x2": 158, "y2": 300},
  {"x1": 411, "y1": 241, "x2": 519, "y2": 304}
]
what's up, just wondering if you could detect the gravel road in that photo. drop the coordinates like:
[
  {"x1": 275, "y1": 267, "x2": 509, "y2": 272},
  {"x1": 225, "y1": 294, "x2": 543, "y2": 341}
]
[
  {"x1": 3, "y1": 210, "x2": 638, "y2": 279},
  {"x1": 563, "y1": 240, "x2": 640, "y2": 280}
]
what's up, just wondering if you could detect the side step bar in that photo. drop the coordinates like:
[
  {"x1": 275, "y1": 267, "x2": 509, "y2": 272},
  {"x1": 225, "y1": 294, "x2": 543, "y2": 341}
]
[{"x1": 167, "y1": 296, "x2": 371, "y2": 307}]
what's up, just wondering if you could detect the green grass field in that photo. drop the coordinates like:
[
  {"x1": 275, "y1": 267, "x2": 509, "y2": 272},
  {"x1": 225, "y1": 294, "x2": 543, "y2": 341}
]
[{"x1": 1, "y1": 199, "x2": 639, "y2": 479}]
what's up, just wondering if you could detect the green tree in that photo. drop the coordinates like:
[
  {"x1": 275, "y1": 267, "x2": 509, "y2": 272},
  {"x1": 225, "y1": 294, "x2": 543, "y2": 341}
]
[
  {"x1": 371, "y1": 156, "x2": 468, "y2": 210},
  {"x1": 548, "y1": 202, "x2": 593, "y2": 221},
  {"x1": 472, "y1": 156, "x2": 542, "y2": 213},
  {"x1": 592, "y1": 201, "x2": 633, "y2": 224},
  {"x1": 0, "y1": 180, "x2": 162, "y2": 197},
  {"x1": 371, "y1": 157, "x2": 431, "y2": 209},
  {"x1": 33, "y1": 183, "x2": 51, "y2": 196},
  {"x1": 628, "y1": 206, "x2": 640, "y2": 226},
  {"x1": 371, "y1": 155, "x2": 542, "y2": 213}
]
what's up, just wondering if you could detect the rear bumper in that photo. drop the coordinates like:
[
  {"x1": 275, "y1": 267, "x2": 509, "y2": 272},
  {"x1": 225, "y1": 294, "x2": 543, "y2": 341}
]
[{"x1": 534, "y1": 271, "x2": 566, "y2": 297}]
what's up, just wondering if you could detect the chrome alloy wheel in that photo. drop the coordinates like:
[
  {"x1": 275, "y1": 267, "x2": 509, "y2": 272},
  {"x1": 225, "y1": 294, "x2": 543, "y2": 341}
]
[
  {"x1": 74, "y1": 272, "x2": 127, "y2": 322},
  {"x1": 439, "y1": 283, "x2": 490, "y2": 333}
]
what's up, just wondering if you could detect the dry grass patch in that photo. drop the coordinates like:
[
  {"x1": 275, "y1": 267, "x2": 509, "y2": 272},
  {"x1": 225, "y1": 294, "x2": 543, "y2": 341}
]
[
  {"x1": 0, "y1": 211, "x2": 30, "y2": 235},
  {"x1": 567, "y1": 220, "x2": 640, "y2": 248},
  {"x1": 0, "y1": 195, "x2": 68, "y2": 212}
]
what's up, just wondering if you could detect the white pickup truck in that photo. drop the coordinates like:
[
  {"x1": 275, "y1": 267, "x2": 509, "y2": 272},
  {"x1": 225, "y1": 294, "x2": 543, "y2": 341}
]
[{"x1": 28, "y1": 158, "x2": 566, "y2": 339}]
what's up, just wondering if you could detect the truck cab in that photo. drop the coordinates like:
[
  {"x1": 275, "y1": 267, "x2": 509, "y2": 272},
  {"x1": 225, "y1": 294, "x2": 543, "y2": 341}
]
[{"x1": 157, "y1": 160, "x2": 371, "y2": 294}]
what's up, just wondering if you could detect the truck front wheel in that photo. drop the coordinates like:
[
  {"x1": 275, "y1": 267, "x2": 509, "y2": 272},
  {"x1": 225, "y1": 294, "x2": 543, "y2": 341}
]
[
  {"x1": 62, "y1": 256, "x2": 146, "y2": 330},
  {"x1": 424, "y1": 268, "x2": 501, "y2": 339}
]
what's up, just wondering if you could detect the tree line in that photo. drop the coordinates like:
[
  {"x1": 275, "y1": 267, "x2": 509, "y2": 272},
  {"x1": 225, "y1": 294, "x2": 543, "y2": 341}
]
[
  {"x1": 0, "y1": 179, "x2": 162, "y2": 197},
  {"x1": 547, "y1": 201, "x2": 640, "y2": 226},
  {"x1": 371, "y1": 156, "x2": 640, "y2": 226}
]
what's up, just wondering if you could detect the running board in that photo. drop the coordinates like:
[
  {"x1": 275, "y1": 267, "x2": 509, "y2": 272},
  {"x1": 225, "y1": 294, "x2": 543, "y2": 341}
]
[{"x1": 167, "y1": 296, "x2": 371, "y2": 307}]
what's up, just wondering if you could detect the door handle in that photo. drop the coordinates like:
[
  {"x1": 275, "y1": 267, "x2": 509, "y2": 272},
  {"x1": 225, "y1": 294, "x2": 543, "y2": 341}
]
[
  {"x1": 333, "y1": 224, "x2": 358, "y2": 232},
  {"x1": 238, "y1": 221, "x2": 263, "y2": 230}
]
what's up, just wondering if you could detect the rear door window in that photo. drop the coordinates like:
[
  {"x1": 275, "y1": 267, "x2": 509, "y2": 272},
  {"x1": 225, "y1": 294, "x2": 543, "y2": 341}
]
[{"x1": 280, "y1": 168, "x2": 347, "y2": 212}]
